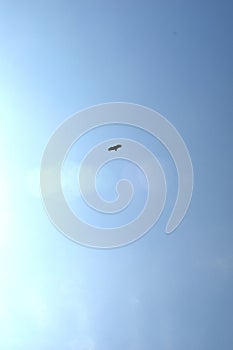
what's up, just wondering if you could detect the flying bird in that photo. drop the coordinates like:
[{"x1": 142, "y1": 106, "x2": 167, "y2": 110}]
[{"x1": 108, "y1": 144, "x2": 122, "y2": 152}]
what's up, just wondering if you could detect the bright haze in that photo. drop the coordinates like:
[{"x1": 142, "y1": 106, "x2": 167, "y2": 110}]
[{"x1": 0, "y1": 1, "x2": 232, "y2": 349}]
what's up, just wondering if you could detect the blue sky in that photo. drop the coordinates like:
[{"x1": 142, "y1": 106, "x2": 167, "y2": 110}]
[{"x1": 0, "y1": 1, "x2": 233, "y2": 349}]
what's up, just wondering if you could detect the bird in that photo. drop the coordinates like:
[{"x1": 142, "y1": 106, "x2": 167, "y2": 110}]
[{"x1": 108, "y1": 144, "x2": 122, "y2": 152}]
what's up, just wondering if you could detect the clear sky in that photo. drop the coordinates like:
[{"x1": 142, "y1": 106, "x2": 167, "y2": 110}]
[{"x1": 0, "y1": 1, "x2": 233, "y2": 349}]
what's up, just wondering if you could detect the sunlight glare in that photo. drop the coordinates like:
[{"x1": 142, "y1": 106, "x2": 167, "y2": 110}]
[{"x1": 0, "y1": 156, "x2": 11, "y2": 248}]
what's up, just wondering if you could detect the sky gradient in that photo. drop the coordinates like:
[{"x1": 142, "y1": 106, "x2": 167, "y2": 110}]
[{"x1": 0, "y1": 1, "x2": 233, "y2": 349}]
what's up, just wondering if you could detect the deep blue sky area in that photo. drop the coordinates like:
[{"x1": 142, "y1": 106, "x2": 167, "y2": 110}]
[{"x1": 0, "y1": 1, "x2": 233, "y2": 349}]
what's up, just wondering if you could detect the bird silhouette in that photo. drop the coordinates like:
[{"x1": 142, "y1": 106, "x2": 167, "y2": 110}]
[{"x1": 108, "y1": 144, "x2": 122, "y2": 152}]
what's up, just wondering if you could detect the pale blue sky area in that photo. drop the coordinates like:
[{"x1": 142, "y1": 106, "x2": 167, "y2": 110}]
[{"x1": 0, "y1": 1, "x2": 233, "y2": 349}]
